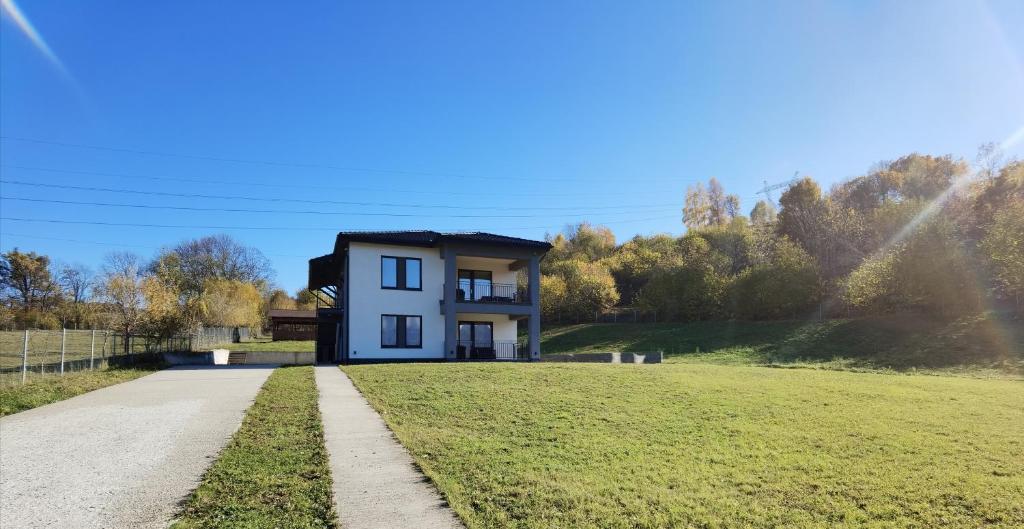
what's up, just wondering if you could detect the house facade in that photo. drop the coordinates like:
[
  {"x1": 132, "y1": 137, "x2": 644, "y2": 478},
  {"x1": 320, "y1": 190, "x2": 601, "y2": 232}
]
[{"x1": 308, "y1": 231, "x2": 552, "y2": 364}]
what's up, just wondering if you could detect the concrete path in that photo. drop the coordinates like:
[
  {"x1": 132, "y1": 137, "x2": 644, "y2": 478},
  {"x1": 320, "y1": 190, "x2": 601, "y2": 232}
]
[
  {"x1": 0, "y1": 365, "x2": 276, "y2": 529},
  {"x1": 316, "y1": 366, "x2": 464, "y2": 529}
]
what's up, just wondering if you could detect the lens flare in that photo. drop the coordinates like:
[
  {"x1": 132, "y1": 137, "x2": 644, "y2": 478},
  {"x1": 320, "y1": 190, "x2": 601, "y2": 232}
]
[{"x1": 1, "y1": 0, "x2": 71, "y2": 78}]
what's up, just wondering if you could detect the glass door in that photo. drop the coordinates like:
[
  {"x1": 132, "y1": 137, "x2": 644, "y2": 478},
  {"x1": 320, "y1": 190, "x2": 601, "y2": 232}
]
[
  {"x1": 457, "y1": 321, "x2": 494, "y2": 359},
  {"x1": 457, "y1": 270, "x2": 493, "y2": 301}
]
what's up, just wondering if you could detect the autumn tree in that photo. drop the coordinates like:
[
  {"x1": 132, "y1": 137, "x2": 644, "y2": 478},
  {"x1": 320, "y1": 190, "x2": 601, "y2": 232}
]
[
  {"x1": 683, "y1": 177, "x2": 740, "y2": 229},
  {"x1": 638, "y1": 236, "x2": 728, "y2": 320},
  {"x1": 201, "y1": 279, "x2": 264, "y2": 330},
  {"x1": 0, "y1": 249, "x2": 61, "y2": 313},
  {"x1": 268, "y1": 289, "x2": 298, "y2": 310},
  {"x1": 980, "y1": 201, "x2": 1024, "y2": 313},
  {"x1": 96, "y1": 252, "x2": 148, "y2": 353},
  {"x1": 543, "y1": 259, "x2": 619, "y2": 321},
  {"x1": 750, "y1": 200, "x2": 777, "y2": 225},
  {"x1": 295, "y1": 289, "x2": 320, "y2": 310},
  {"x1": 545, "y1": 222, "x2": 617, "y2": 266}
]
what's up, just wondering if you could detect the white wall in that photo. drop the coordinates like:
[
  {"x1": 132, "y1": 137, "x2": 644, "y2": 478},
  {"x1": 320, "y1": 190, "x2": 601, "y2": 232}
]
[
  {"x1": 454, "y1": 256, "x2": 518, "y2": 286},
  {"x1": 347, "y1": 242, "x2": 445, "y2": 360},
  {"x1": 453, "y1": 312, "x2": 518, "y2": 342}
]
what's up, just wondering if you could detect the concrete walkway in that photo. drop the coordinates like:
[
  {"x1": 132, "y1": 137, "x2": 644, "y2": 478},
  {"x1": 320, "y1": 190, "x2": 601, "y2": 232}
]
[
  {"x1": 0, "y1": 365, "x2": 276, "y2": 529},
  {"x1": 315, "y1": 366, "x2": 464, "y2": 529}
]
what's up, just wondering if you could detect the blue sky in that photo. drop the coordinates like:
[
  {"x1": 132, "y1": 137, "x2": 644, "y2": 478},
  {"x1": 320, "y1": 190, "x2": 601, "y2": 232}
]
[{"x1": 2, "y1": 0, "x2": 1023, "y2": 293}]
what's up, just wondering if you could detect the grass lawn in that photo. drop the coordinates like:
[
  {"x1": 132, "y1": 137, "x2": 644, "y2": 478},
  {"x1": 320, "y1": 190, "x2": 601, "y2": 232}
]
[
  {"x1": 542, "y1": 312, "x2": 1024, "y2": 377},
  {"x1": 345, "y1": 362, "x2": 1024, "y2": 529},
  {"x1": 212, "y1": 340, "x2": 314, "y2": 353},
  {"x1": 172, "y1": 366, "x2": 336, "y2": 529},
  {"x1": 0, "y1": 364, "x2": 164, "y2": 416}
]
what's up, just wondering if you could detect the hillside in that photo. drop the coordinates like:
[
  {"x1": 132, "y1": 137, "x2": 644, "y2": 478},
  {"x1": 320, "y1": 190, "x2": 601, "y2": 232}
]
[{"x1": 540, "y1": 312, "x2": 1024, "y2": 377}]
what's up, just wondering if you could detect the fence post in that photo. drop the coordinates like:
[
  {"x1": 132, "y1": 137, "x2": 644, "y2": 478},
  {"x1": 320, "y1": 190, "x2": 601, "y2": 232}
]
[
  {"x1": 59, "y1": 328, "x2": 66, "y2": 375},
  {"x1": 21, "y1": 329, "x2": 29, "y2": 384},
  {"x1": 90, "y1": 329, "x2": 96, "y2": 369}
]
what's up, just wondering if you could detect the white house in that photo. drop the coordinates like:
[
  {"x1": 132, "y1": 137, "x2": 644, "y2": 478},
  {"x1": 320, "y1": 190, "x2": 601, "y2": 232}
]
[{"x1": 308, "y1": 231, "x2": 552, "y2": 364}]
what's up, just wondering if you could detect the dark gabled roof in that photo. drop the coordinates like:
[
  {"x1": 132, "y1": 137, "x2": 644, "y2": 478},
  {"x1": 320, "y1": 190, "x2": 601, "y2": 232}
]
[{"x1": 333, "y1": 230, "x2": 552, "y2": 253}]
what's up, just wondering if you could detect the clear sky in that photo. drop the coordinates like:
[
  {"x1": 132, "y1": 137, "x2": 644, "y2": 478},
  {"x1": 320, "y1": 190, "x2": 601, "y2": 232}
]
[{"x1": 2, "y1": 0, "x2": 1023, "y2": 293}]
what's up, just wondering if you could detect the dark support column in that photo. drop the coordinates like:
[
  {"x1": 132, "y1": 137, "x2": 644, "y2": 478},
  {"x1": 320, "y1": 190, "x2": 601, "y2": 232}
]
[
  {"x1": 528, "y1": 254, "x2": 541, "y2": 361},
  {"x1": 443, "y1": 246, "x2": 458, "y2": 360}
]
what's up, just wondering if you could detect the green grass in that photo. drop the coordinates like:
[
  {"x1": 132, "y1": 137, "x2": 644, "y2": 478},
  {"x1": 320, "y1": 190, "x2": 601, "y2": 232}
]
[
  {"x1": 344, "y1": 362, "x2": 1024, "y2": 528},
  {"x1": 212, "y1": 340, "x2": 314, "y2": 353},
  {"x1": 172, "y1": 366, "x2": 336, "y2": 529},
  {"x1": 542, "y1": 312, "x2": 1024, "y2": 377},
  {"x1": 0, "y1": 364, "x2": 164, "y2": 416}
]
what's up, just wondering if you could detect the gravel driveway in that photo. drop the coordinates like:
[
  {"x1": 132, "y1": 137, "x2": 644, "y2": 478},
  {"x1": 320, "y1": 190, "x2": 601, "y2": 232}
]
[{"x1": 0, "y1": 365, "x2": 275, "y2": 529}]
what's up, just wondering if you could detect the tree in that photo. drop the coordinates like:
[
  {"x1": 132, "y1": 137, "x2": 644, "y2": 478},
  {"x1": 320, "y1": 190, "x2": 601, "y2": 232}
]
[
  {"x1": 59, "y1": 263, "x2": 93, "y2": 329},
  {"x1": 539, "y1": 274, "x2": 568, "y2": 322},
  {"x1": 980, "y1": 201, "x2": 1024, "y2": 313},
  {"x1": 638, "y1": 237, "x2": 728, "y2": 320},
  {"x1": 0, "y1": 249, "x2": 61, "y2": 315},
  {"x1": 682, "y1": 182, "x2": 711, "y2": 229},
  {"x1": 730, "y1": 238, "x2": 819, "y2": 319},
  {"x1": 545, "y1": 223, "x2": 617, "y2": 265},
  {"x1": 683, "y1": 178, "x2": 741, "y2": 229},
  {"x1": 707, "y1": 177, "x2": 740, "y2": 225},
  {"x1": 544, "y1": 259, "x2": 619, "y2": 321},
  {"x1": 750, "y1": 200, "x2": 777, "y2": 226},
  {"x1": 690, "y1": 218, "x2": 754, "y2": 275},
  {"x1": 268, "y1": 289, "x2": 298, "y2": 310},
  {"x1": 606, "y1": 234, "x2": 678, "y2": 305},
  {"x1": 295, "y1": 289, "x2": 319, "y2": 310},
  {"x1": 201, "y1": 279, "x2": 264, "y2": 330},
  {"x1": 96, "y1": 253, "x2": 148, "y2": 353},
  {"x1": 152, "y1": 234, "x2": 273, "y2": 298}
]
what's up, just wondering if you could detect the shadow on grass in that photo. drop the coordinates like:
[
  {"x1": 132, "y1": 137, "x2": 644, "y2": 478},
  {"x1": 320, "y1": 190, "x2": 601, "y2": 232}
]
[{"x1": 541, "y1": 312, "x2": 1023, "y2": 374}]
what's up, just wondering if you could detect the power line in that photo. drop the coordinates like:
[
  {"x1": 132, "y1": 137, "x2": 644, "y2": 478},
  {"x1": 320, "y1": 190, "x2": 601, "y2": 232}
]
[
  {"x1": 0, "y1": 213, "x2": 681, "y2": 232},
  {"x1": 0, "y1": 179, "x2": 680, "y2": 216},
  {"x1": 0, "y1": 195, "x2": 676, "y2": 219},
  {"x1": 0, "y1": 135, "x2": 687, "y2": 185},
  {"x1": 0, "y1": 231, "x2": 310, "y2": 258},
  {"x1": 0, "y1": 169, "x2": 679, "y2": 210},
  {"x1": 0, "y1": 180, "x2": 678, "y2": 217}
]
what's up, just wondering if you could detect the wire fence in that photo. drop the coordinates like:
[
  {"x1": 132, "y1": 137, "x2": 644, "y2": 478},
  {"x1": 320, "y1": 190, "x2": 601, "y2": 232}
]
[{"x1": 0, "y1": 330, "x2": 187, "y2": 387}]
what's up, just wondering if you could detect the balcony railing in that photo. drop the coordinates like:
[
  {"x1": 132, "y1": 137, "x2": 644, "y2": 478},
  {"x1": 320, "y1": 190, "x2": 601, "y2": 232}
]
[
  {"x1": 456, "y1": 340, "x2": 528, "y2": 361},
  {"x1": 456, "y1": 282, "x2": 528, "y2": 304}
]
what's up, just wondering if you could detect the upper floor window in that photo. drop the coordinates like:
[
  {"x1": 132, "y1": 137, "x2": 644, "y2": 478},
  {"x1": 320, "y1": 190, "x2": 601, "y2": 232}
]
[{"x1": 381, "y1": 256, "x2": 421, "y2": 290}]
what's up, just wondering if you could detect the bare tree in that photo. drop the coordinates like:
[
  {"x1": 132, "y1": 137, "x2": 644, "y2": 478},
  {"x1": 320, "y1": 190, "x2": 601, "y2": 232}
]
[
  {"x1": 152, "y1": 234, "x2": 273, "y2": 297},
  {"x1": 59, "y1": 263, "x2": 93, "y2": 328}
]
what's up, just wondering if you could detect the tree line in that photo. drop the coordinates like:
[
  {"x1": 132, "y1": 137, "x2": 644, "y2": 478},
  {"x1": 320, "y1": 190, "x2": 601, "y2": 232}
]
[
  {"x1": 540, "y1": 147, "x2": 1023, "y2": 323},
  {"x1": 0, "y1": 235, "x2": 319, "y2": 351}
]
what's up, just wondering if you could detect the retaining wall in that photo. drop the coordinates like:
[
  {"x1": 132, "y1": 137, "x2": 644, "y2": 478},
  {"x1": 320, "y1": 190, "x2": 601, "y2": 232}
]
[{"x1": 541, "y1": 351, "x2": 662, "y2": 364}]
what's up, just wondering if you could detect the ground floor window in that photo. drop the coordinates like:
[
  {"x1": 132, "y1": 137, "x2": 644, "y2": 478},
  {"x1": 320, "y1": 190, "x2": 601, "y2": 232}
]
[{"x1": 381, "y1": 314, "x2": 422, "y2": 348}]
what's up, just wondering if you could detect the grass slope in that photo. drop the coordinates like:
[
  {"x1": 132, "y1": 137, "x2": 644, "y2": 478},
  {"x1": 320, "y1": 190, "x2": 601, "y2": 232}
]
[
  {"x1": 542, "y1": 313, "x2": 1024, "y2": 377},
  {"x1": 172, "y1": 366, "x2": 336, "y2": 529},
  {"x1": 0, "y1": 365, "x2": 163, "y2": 416},
  {"x1": 345, "y1": 363, "x2": 1024, "y2": 529}
]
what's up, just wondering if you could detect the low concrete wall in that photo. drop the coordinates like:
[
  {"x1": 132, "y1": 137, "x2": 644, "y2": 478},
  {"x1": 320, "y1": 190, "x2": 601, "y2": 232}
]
[
  {"x1": 164, "y1": 351, "x2": 213, "y2": 365},
  {"x1": 541, "y1": 351, "x2": 662, "y2": 364},
  {"x1": 242, "y1": 351, "x2": 315, "y2": 365},
  {"x1": 164, "y1": 350, "x2": 314, "y2": 365}
]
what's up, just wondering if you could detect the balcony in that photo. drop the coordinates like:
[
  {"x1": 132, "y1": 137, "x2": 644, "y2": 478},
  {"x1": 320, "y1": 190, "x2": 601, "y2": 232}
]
[
  {"x1": 456, "y1": 340, "x2": 528, "y2": 361},
  {"x1": 457, "y1": 281, "x2": 529, "y2": 304}
]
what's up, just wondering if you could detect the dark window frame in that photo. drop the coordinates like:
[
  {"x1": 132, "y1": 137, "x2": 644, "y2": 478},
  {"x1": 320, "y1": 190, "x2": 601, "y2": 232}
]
[
  {"x1": 381, "y1": 314, "x2": 423, "y2": 349},
  {"x1": 381, "y1": 256, "x2": 423, "y2": 291},
  {"x1": 457, "y1": 269, "x2": 493, "y2": 300}
]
